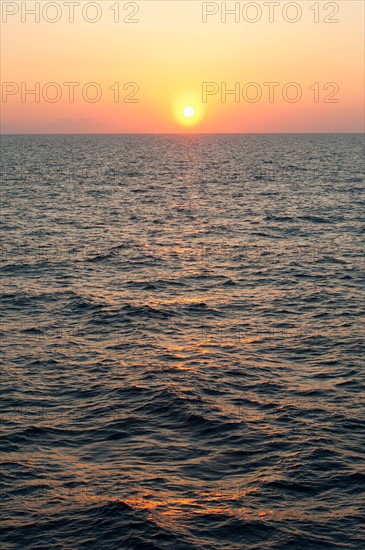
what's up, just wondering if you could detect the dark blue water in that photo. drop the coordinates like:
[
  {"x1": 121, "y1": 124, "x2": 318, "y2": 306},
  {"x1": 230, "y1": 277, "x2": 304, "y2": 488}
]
[{"x1": 1, "y1": 134, "x2": 364, "y2": 549}]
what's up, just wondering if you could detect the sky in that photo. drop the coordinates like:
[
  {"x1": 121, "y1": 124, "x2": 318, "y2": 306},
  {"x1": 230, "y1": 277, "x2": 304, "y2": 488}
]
[{"x1": 1, "y1": 0, "x2": 364, "y2": 133}]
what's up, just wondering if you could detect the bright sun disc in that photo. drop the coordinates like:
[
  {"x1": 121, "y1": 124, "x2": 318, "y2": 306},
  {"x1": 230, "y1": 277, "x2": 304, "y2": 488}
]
[
  {"x1": 183, "y1": 106, "x2": 195, "y2": 118},
  {"x1": 173, "y1": 93, "x2": 205, "y2": 127}
]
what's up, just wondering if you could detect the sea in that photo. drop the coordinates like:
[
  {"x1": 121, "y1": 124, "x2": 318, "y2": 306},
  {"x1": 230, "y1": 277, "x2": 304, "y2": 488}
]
[{"x1": 1, "y1": 134, "x2": 364, "y2": 549}]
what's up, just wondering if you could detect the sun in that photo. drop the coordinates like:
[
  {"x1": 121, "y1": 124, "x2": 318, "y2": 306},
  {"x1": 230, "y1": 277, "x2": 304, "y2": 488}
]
[
  {"x1": 173, "y1": 93, "x2": 205, "y2": 127},
  {"x1": 183, "y1": 106, "x2": 195, "y2": 118}
]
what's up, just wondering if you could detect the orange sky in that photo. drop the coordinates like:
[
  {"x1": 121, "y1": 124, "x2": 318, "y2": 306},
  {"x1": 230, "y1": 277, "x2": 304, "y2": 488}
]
[{"x1": 1, "y1": 1, "x2": 364, "y2": 133}]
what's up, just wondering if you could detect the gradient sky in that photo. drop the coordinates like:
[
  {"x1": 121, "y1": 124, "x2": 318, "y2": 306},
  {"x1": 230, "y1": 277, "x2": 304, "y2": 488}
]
[{"x1": 1, "y1": 0, "x2": 364, "y2": 133}]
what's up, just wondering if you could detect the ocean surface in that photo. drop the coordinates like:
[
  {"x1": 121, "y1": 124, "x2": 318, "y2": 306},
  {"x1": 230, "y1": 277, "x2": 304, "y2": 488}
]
[{"x1": 1, "y1": 134, "x2": 364, "y2": 549}]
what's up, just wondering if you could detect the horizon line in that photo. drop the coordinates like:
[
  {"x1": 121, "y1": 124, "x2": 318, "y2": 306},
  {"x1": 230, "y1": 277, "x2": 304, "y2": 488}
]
[{"x1": 1, "y1": 132, "x2": 364, "y2": 136}]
